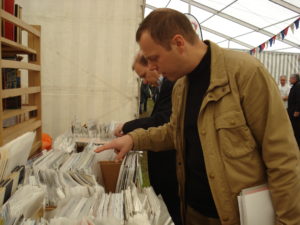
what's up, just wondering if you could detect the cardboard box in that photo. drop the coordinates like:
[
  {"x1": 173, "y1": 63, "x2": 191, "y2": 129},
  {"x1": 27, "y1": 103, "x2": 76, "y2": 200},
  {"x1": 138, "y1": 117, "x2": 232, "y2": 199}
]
[{"x1": 99, "y1": 161, "x2": 122, "y2": 193}]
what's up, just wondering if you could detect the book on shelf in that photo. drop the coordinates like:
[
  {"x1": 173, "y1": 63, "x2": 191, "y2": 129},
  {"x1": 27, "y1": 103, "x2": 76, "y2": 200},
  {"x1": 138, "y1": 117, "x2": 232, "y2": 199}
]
[
  {"x1": 2, "y1": 57, "x2": 22, "y2": 127},
  {"x1": 2, "y1": 67, "x2": 21, "y2": 110},
  {"x1": 2, "y1": 0, "x2": 15, "y2": 41},
  {"x1": 14, "y1": 3, "x2": 22, "y2": 43}
]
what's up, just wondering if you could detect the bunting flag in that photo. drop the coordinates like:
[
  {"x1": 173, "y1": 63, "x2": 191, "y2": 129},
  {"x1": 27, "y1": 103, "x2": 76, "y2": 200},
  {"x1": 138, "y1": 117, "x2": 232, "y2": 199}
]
[
  {"x1": 259, "y1": 43, "x2": 265, "y2": 52},
  {"x1": 269, "y1": 36, "x2": 274, "y2": 47},
  {"x1": 290, "y1": 23, "x2": 295, "y2": 33},
  {"x1": 280, "y1": 27, "x2": 289, "y2": 40},
  {"x1": 250, "y1": 17, "x2": 300, "y2": 55},
  {"x1": 295, "y1": 18, "x2": 299, "y2": 29}
]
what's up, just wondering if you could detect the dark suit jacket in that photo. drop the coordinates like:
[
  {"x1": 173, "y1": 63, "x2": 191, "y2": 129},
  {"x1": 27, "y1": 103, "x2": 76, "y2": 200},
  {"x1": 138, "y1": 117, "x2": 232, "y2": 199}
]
[
  {"x1": 288, "y1": 81, "x2": 300, "y2": 147},
  {"x1": 122, "y1": 78, "x2": 181, "y2": 225},
  {"x1": 288, "y1": 81, "x2": 300, "y2": 117},
  {"x1": 124, "y1": 80, "x2": 173, "y2": 131}
]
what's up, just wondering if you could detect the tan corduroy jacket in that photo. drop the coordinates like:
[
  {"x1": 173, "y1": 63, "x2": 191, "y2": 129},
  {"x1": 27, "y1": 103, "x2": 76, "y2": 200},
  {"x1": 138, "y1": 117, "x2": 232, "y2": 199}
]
[{"x1": 129, "y1": 41, "x2": 300, "y2": 225}]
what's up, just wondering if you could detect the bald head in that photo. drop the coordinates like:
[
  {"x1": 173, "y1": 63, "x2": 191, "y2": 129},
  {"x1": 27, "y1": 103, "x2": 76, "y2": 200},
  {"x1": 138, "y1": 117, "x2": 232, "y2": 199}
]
[
  {"x1": 132, "y1": 51, "x2": 160, "y2": 87},
  {"x1": 132, "y1": 51, "x2": 147, "y2": 70}
]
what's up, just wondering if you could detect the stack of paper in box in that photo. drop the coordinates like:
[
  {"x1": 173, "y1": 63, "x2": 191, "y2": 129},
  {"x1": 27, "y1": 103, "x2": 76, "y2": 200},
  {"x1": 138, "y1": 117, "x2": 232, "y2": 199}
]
[
  {"x1": 0, "y1": 128, "x2": 174, "y2": 225},
  {"x1": 0, "y1": 151, "x2": 174, "y2": 224}
]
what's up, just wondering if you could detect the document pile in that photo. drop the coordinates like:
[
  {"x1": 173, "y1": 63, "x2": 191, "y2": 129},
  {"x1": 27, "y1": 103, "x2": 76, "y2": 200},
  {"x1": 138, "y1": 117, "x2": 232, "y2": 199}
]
[
  {"x1": 238, "y1": 184, "x2": 275, "y2": 225},
  {"x1": 28, "y1": 146, "x2": 107, "y2": 207},
  {"x1": 0, "y1": 132, "x2": 35, "y2": 180},
  {"x1": 0, "y1": 185, "x2": 46, "y2": 225},
  {"x1": 115, "y1": 152, "x2": 142, "y2": 193},
  {"x1": 71, "y1": 119, "x2": 118, "y2": 145},
  {"x1": 53, "y1": 120, "x2": 118, "y2": 153},
  {"x1": 0, "y1": 182, "x2": 173, "y2": 225},
  {"x1": 0, "y1": 132, "x2": 35, "y2": 207},
  {"x1": 47, "y1": 183, "x2": 173, "y2": 225},
  {"x1": 0, "y1": 130, "x2": 174, "y2": 224},
  {"x1": 51, "y1": 133, "x2": 76, "y2": 153}
]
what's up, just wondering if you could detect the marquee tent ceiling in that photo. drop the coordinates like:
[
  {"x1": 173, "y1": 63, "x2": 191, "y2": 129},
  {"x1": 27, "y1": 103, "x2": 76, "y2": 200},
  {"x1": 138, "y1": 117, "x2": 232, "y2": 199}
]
[{"x1": 144, "y1": 0, "x2": 300, "y2": 53}]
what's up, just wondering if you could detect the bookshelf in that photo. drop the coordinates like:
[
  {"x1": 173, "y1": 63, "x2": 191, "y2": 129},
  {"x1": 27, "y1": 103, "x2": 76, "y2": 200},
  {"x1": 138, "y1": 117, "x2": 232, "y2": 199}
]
[{"x1": 0, "y1": 7, "x2": 42, "y2": 155}]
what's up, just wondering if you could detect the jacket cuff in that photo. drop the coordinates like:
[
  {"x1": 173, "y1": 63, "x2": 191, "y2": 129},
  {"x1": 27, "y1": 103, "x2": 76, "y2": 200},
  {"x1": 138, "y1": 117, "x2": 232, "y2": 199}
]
[
  {"x1": 128, "y1": 130, "x2": 140, "y2": 150},
  {"x1": 128, "y1": 128, "x2": 149, "y2": 150}
]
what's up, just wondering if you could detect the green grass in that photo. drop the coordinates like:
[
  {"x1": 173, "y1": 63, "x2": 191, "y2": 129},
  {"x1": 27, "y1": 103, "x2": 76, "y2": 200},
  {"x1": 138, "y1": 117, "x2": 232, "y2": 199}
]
[
  {"x1": 139, "y1": 98, "x2": 154, "y2": 187},
  {"x1": 141, "y1": 152, "x2": 150, "y2": 187}
]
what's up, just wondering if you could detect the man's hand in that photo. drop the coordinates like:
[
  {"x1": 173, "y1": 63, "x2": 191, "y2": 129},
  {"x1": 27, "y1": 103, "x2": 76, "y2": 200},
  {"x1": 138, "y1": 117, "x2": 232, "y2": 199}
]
[
  {"x1": 94, "y1": 135, "x2": 134, "y2": 162},
  {"x1": 294, "y1": 111, "x2": 300, "y2": 117},
  {"x1": 114, "y1": 123, "x2": 124, "y2": 137}
]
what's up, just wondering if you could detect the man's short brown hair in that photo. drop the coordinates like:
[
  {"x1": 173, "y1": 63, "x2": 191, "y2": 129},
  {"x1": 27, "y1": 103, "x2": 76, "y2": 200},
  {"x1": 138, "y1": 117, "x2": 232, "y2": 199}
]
[{"x1": 136, "y1": 8, "x2": 198, "y2": 50}]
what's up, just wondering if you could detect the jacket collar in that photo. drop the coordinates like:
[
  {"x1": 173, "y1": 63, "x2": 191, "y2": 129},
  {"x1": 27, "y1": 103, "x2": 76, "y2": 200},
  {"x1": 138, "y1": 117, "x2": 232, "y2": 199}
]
[
  {"x1": 179, "y1": 41, "x2": 229, "y2": 90},
  {"x1": 176, "y1": 41, "x2": 231, "y2": 105},
  {"x1": 206, "y1": 40, "x2": 229, "y2": 93}
]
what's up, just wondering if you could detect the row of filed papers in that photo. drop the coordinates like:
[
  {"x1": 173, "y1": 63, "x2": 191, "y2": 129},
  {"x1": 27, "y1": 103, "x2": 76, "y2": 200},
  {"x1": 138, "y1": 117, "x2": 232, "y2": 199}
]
[
  {"x1": 26, "y1": 144, "x2": 129, "y2": 207},
  {"x1": 0, "y1": 183, "x2": 173, "y2": 225},
  {"x1": 22, "y1": 144, "x2": 142, "y2": 207}
]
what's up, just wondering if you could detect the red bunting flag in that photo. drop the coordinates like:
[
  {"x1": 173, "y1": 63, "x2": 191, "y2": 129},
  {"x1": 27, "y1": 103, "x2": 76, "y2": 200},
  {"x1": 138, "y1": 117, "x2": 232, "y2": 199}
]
[{"x1": 283, "y1": 27, "x2": 289, "y2": 36}]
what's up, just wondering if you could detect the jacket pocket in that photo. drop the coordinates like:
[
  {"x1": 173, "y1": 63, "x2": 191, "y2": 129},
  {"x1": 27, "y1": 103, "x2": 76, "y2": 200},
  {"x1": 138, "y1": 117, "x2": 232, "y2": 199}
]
[{"x1": 215, "y1": 111, "x2": 256, "y2": 158}]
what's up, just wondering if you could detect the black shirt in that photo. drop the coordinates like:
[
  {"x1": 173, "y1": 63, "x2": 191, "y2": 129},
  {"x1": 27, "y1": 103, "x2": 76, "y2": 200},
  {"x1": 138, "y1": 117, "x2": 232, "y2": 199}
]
[{"x1": 184, "y1": 43, "x2": 219, "y2": 218}]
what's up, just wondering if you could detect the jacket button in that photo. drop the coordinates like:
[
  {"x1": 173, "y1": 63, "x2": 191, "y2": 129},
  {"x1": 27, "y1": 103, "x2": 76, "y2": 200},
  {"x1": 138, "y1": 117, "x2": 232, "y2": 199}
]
[
  {"x1": 222, "y1": 217, "x2": 229, "y2": 222},
  {"x1": 209, "y1": 173, "x2": 215, "y2": 179},
  {"x1": 230, "y1": 120, "x2": 235, "y2": 125},
  {"x1": 201, "y1": 130, "x2": 206, "y2": 135}
]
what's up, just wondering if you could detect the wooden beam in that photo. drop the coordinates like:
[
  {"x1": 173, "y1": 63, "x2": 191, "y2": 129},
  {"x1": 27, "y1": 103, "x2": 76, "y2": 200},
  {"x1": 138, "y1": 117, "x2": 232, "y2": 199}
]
[
  {"x1": 2, "y1": 105, "x2": 38, "y2": 120},
  {"x1": 0, "y1": 10, "x2": 40, "y2": 37},
  {"x1": 2, "y1": 87, "x2": 40, "y2": 98},
  {"x1": 2, "y1": 60, "x2": 41, "y2": 71},
  {"x1": 3, "y1": 119, "x2": 41, "y2": 144},
  {"x1": 1, "y1": 37, "x2": 37, "y2": 55}
]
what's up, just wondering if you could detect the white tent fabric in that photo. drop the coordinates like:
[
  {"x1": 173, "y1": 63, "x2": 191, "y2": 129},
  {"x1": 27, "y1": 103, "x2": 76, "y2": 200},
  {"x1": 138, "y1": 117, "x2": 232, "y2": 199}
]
[
  {"x1": 145, "y1": 0, "x2": 300, "y2": 53},
  {"x1": 16, "y1": 0, "x2": 144, "y2": 138},
  {"x1": 249, "y1": 51, "x2": 299, "y2": 81},
  {"x1": 12, "y1": 0, "x2": 299, "y2": 138}
]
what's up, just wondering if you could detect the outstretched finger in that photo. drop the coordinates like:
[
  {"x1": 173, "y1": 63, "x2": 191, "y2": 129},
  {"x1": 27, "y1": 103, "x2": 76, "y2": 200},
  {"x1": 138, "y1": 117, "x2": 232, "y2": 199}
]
[
  {"x1": 115, "y1": 150, "x2": 128, "y2": 162},
  {"x1": 94, "y1": 142, "x2": 114, "y2": 153}
]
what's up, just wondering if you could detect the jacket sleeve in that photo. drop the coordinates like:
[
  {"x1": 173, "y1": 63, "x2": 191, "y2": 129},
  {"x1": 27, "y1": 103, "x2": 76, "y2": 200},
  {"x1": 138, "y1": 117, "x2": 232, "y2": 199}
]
[
  {"x1": 123, "y1": 80, "x2": 173, "y2": 133},
  {"x1": 239, "y1": 64, "x2": 300, "y2": 225}
]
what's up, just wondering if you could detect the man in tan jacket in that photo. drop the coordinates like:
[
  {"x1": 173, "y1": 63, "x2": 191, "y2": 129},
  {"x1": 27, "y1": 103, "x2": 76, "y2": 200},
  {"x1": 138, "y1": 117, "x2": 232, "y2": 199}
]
[{"x1": 96, "y1": 8, "x2": 300, "y2": 225}]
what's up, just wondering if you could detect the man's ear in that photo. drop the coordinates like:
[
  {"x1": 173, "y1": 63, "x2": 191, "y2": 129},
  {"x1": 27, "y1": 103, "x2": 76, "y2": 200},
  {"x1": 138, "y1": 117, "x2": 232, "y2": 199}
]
[
  {"x1": 171, "y1": 34, "x2": 185, "y2": 54},
  {"x1": 171, "y1": 34, "x2": 185, "y2": 48}
]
